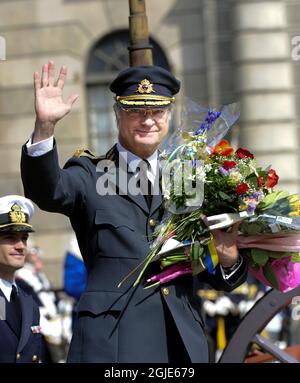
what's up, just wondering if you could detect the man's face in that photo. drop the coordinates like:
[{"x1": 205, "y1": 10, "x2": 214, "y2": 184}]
[
  {"x1": 116, "y1": 107, "x2": 171, "y2": 157},
  {"x1": 0, "y1": 231, "x2": 28, "y2": 274}
]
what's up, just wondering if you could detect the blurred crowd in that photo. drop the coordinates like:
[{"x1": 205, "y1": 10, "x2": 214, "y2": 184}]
[{"x1": 197, "y1": 275, "x2": 298, "y2": 362}]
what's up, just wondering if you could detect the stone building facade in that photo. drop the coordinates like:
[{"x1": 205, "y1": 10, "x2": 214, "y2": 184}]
[{"x1": 0, "y1": 0, "x2": 299, "y2": 287}]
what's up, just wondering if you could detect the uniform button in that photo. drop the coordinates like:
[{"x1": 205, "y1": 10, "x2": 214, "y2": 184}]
[
  {"x1": 16, "y1": 353, "x2": 21, "y2": 360},
  {"x1": 162, "y1": 287, "x2": 169, "y2": 296},
  {"x1": 32, "y1": 355, "x2": 38, "y2": 362},
  {"x1": 149, "y1": 218, "x2": 156, "y2": 227}
]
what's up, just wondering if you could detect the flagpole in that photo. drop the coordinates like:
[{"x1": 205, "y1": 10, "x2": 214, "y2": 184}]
[{"x1": 128, "y1": 0, "x2": 153, "y2": 66}]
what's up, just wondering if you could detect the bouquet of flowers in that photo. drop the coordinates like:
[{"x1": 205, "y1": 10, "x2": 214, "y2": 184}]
[{"x1": 129, "y1": 100, "x2": 300, "y2": 292}]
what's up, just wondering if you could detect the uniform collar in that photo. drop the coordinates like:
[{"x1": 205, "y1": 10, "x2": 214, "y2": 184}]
[
  {"x1": 0, "y1": 277, "x2": 18, "y2": 301},
  {"x1": 116, "y1": 142, "x2": 158, "y2": 178}
]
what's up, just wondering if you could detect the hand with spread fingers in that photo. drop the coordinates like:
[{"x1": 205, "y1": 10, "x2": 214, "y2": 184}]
[
  {"x1": 212, "y1": 222, "x2": 240, "y2": 268},
  {"x1": 33, "y1": 61, "x2": 78, "y2": 143}
]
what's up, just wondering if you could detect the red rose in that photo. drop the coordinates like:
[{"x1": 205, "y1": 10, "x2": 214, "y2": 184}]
[
  {"x1": 223, "y1": 160, "x2": 237, "y2": 170},
  {"x1": 257, "y1": 176, "x2": 263, "y2": 187},
  {"x1": 236, "y1": 183, "x2": 249, "y2": 195},
  {"x1": 236, "y1": 148, "x2": 254, "y2": 159},
  {"x1": 266, "y1": 169, "x2": 279, "y2": 188}
]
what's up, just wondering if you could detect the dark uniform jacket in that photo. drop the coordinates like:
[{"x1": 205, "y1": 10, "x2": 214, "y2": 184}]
[
  {"x1": 21, "y1": 142, "x2": 247, "y2": 363},
  {"x1": 0, "y1": 286, "x2": 42, "y2": 363}
]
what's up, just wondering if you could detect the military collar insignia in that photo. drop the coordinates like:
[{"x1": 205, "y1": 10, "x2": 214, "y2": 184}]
[
  {"x1": 136, "y1": 79, "x2": 155, "y2": 94},
  {"x1": 9, "y1": 204, "x2": 27, "y2": 224}
]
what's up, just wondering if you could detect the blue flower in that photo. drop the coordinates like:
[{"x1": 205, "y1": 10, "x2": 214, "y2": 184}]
[
  {"x1": 250, "y1": 191, "x2": 263, "y2": 200},
  {"x1": 195, "y1": 109, "x2": 221, "y2": 136},
  {"x1": 247, "y1": 202, "x2": 257, "y2": 213},
  {"x1": 219, "y1": 166, "x2": 228, "y2": 176}
]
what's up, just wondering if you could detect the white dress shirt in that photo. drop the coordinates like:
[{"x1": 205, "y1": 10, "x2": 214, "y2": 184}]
[
  {"x1": 116, "y1": 142, "x2": 158, "y2": 186},
  {"x1": 0, "y1": 277, "x2": 18, "y2": 302}
]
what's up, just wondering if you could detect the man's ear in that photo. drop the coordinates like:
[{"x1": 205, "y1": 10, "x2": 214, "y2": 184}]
[
  {"x1": 115, "y1": 112, "x2": 120, "y2": 129},
  {"x1": 113, "y1": 104, "x2": 120, "y2": 128}
]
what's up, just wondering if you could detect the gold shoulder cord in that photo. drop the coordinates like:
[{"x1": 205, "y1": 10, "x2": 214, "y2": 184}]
[
  {"x1": 73, "y1": 147, "x2": 118, "y2": 162},
  {"x1": 73, "y1": 148, "x2": 100, "y2": 159}
]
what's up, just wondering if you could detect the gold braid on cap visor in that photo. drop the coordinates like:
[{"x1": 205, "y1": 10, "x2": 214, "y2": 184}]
[{"x1": 116, "y1": 94, "x2": 175, "y2": 106}]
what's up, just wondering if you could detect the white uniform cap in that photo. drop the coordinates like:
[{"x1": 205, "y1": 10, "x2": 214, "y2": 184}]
[{"x1": 0, "y1": 195, "x2": 34, "y2": 232}]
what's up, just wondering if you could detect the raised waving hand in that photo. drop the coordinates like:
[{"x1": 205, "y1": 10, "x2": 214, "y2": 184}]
[{"x1": 33, "y1": 61, "x2": 78, "y2": 143}]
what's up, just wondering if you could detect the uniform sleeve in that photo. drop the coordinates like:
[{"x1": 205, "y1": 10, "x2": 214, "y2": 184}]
[{"x1": 21, "y1": 140, "x2": 90, "y2": 217}]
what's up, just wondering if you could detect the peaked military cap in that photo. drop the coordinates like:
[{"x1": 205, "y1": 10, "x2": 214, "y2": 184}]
[
  {"x1": 0, "y1": 195, "x2": 34, "y2": 232},
  {"x1": 110, "y1": 65, "x2": 181, "y2": 107}
]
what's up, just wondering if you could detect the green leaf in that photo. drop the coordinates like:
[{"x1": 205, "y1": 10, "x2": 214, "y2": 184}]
[
  {"x1": 263, "y1": 263, "x2": 279, "y2": 290},
  {"x1": 245, "y1": 174, "x2": 259, "y2": 188},
  {"x1": 191, "y1": 241, "x2": 201, "y2": 262},
  {"x1": 291, "y1": 253, "x2": 300, "y2": 263},
  {"x1": 258, "y1": 191, "x2": 289, "y2": 211},
  {"x1": 182, "y1": 131, "x2": 193, "y2": 141},
  {"x1": 250, "y1": 261, "x2": 260, "y2": 272},
  {"x1": 251, "y1": 248, "x2": 269, "y2": 266},
  {"x1": 191, "y1": 259, "x2": 206, "y2": 275},
  {"x1": 245, "y1": 252, "x2": 260, "y2": 271},
  {"x1": 240, "y1": 221, "x2": 268, "y2": 235},
  {"x1": 218, "y1": 191, "x2": 231, "y2": 200}
]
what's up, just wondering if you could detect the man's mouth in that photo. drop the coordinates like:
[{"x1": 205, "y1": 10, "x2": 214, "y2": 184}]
[{"x1": 136, "y1": 130, "x2": 157, "y2": 134}]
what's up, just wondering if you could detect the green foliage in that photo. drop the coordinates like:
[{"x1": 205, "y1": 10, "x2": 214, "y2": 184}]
[
  {"x1": 263, "y1": 263, "x2": 279, "y2": 290},
  {"x1": 251, "y1": 249, "x2": 269, "y2": 266}
]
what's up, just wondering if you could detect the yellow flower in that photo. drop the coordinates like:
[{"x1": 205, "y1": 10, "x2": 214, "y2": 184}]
[
  {"x1": 288, "y1": 195, "x2": 300, "y2": 216},
  {"x1": 239, "y1": 204, "x2": 248, "y2": 211},
  {"x1": 229, "y1": 171, "x2": 242, "y2": 183}
]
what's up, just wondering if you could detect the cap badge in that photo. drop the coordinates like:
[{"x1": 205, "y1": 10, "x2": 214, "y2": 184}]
[
  {"x1": 137, "y1": 79, "x2": 155, "y2": 94},
  {"x1": 9, "y1": 204, "x2": 26, "y2": 224}
]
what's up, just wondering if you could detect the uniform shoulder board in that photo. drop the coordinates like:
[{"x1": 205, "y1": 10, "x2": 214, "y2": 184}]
[{"x1": 73, "y1": 148, "x2": 101, "y2": 160}]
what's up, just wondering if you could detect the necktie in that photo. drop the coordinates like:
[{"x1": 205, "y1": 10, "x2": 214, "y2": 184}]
[
  {"x1": 138, "y1": 160, "x2": 153, "y2": 208},
  {"x1": 10, "y1": 285, "x2": 22, "y2": 325}
]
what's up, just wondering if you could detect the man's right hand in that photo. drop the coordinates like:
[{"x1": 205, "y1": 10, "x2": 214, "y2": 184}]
[{"x1": 32, "y1": 61, "x2": 78, "y2": 143}]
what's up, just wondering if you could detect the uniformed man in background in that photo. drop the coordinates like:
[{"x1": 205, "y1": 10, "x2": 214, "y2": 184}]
[{"x1": 0, "y1": 195, "x2": 42, "y2": 363}]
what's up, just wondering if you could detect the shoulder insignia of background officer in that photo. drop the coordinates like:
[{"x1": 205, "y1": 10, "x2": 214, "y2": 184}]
[{"x1": 73, "y1": 148, "x2": 100, "y2": 159}]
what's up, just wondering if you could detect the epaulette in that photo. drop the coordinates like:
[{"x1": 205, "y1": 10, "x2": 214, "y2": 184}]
[
  {"x1": 73, "y1": 145, "x2": 117, "y2": 164},
  {"x1": 73, "y1": 148, "x2": 102, "y2": 160}
]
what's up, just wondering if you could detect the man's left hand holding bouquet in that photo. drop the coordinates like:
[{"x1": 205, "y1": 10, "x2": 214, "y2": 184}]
[{"x1": 212, "y1": 223, "x2": 240, "y2": 269}]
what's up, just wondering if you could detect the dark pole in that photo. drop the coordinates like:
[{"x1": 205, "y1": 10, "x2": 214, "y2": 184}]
[{"x1": 128, "y1": 0, "x2": 153, "y2": 66}]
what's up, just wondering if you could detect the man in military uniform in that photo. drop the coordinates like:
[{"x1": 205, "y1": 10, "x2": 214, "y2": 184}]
[
  {"x1": 21, "y1": 61, "x2": 247, "y2": 362},
  {"x1": 0, "y1": 195, "x2": 42, "y2": 363}
]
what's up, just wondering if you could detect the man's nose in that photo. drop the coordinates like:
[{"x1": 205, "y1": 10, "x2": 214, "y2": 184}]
[
  {"x1": 141, "y1": 113, "x2": 155, "y2": 123},
  {"x1": 15, "y1": 239, "x2": 26, "y2": 250}
]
